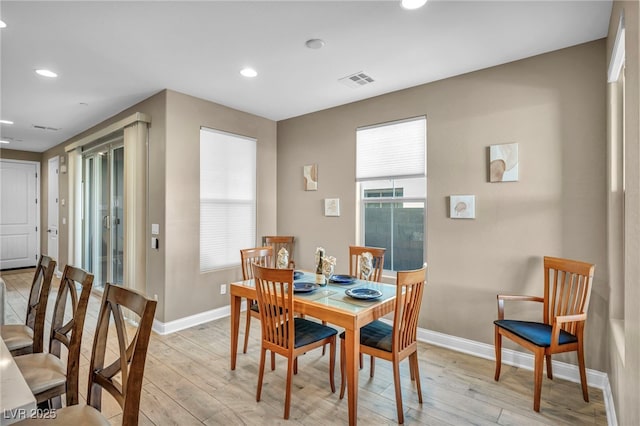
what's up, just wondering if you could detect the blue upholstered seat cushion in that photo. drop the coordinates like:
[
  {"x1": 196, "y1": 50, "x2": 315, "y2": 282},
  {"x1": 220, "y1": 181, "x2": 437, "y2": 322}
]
[
  {"x1": 339, "y1": 320, "x2": 393, "y2": 352},
  {"x1": 285, "y1": 318, "x2": 337, "y2": 348},
  {"x1": 494, "y1": 319, "x2": 578, "y2": 347}
]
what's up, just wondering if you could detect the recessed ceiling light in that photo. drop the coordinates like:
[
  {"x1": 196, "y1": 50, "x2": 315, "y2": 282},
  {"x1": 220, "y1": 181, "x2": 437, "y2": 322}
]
[
  {"x1": 35, "y1": 69, "x2": 58, "y2": 78},
  {"x1": 0, "y1": 140, "x2": 10, "y2": 144},
  {"x1": 0, "y1": 119, "x2": 14, "y2": 125},
  {"x1": 305, "y1": 39, "x2": 325, "y2": 50},
  {"x1": 0, "y1": 20, "x2": 6, "y2": 29},
  {"x1": 240, "y1": 67, "x2": 258, "y2": 78},
  {"x1": 401, "y1": 0, "x2": 427, "y2": 10}
]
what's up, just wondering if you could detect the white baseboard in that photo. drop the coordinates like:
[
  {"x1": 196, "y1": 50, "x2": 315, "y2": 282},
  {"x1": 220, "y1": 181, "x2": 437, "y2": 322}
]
[
  {"x1": 152, "y1": 301, "x2": 246, "y2": 335},
  {"x1": 154, "y1": 311, "x2": 616, "y2": 425},
  {"x1": 603, "y1": 375, "x2": 618, "y2": 426},
  {"x1": 410, "y1": 325, "x2": 616, "y2": 426}
]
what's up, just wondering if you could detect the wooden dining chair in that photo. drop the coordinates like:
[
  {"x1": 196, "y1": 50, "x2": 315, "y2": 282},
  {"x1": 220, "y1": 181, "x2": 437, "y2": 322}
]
[
  {"x1": 348, "y1": 245, "x2": 386, "y2": 364},
  {"x1": 494, "y1": 256, "x2": 595, "y2": 412},
  {"x1": 252, "y1": 264, "x2": 337, "y2": 420},
  {"x1": 2, "y1": 255, "x2": 56, "y2": 356},
  {"x1": 349, "y1": 245, "x2": 385, "y2": 282},
  {"x1": 14, "y1": 265, "x2": 93, "y2": 408},
  {"x1": 262, "y1": 236, "x2": 296, "y2": 268},
  {"x1": 339, "y1": 264, "x2": 426, "y2": 425},
  {"x1": 15, "y1": 282, "x2": 157, "y2": 426},
  {"x1": 240, "y1": 247, "x2": 274, "y2": 356}
]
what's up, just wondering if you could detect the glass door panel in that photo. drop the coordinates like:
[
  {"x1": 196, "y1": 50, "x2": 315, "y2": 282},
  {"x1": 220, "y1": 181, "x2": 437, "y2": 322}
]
[
  {"x1": 82, "y1": 139, "x2": 124, "y2": 291},
  {"x1": 111, "y1": 146, "x2": 124, "y2": 285}
]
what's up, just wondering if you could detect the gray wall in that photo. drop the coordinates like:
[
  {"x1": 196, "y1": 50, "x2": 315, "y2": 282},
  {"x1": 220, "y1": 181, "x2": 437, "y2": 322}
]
[
  {"x1": 277, "y1": 40, "x2": 608, "y2": 371},
  {"x1": 38, "y1": 89, "x2": 278, "y2": 323},
  {"x1": 162, "y1": 90, "x2": 277, "y2": 322}
]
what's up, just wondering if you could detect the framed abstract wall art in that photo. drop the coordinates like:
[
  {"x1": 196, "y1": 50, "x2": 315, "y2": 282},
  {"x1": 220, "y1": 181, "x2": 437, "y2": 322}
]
[
  {"x1": 489, "y1": 143, "x2": 518, "y2": 182},
  {"x1": 450, "y1": 195, "x2": 475, "y2": 219}
]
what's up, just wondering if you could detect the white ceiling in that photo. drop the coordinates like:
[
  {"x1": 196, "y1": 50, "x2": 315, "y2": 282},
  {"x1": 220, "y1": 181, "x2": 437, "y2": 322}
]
[{"x1": 0, "y1": 0, "x2": 612, "y2": 153}]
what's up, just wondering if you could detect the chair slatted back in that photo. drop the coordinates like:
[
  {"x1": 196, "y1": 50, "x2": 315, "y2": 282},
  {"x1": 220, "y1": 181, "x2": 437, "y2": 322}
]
[
  {"x1": 262, "y1": 236, "x2": 295, "y2": 268},
  {"x1": 349, "y1": 245, "x2": 386, "y2": 282},
  {"x1": 240, "y1": 247, "x2": 274, "y2": 280},
  {"x1": 25, "y1": 255, "x2": 56, "y2": 353},
  {"x1": 48, "y1": 265, "x2": 93, "y2": 405},
  {"x1": 88, "y1": 283, "x2": 157, "y2": 426},
  {"x1": 252, "y1": 264, "x2": 295, "y2": 353},
  {"x1": 393, "y1": 265, "x2": 426, "y2": 353},
  {"x1": 543, "y1": 256, "x2": 595, "y2": 335}
]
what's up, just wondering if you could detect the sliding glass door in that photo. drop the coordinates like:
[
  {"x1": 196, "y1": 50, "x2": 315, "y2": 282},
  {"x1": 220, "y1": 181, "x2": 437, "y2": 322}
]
[{"x1": 82, "y1": 142, "x2": 124, "y2": 291}]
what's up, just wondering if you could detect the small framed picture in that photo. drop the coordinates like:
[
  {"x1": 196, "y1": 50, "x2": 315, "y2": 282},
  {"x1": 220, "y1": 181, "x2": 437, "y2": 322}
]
[
  {"x1": 489, "y1": 143, "x2": 518, "y2": 182},
  {"x1": 304, "y1": 164, "x2": 318, "y2": 191},
  {"x1": 450, "y1": 195, "x2": 475, "y2": 219},
  {"x1": 324, "y1": 198, "x2": 340, "y2": 216}
]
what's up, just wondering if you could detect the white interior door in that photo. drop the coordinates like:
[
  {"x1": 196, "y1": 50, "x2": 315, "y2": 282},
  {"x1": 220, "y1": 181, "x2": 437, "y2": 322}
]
[
  {"x1": 47, "y1": 157, "x2": 59, "y2": 271},
  {"x1": 0, "y1": 160, "x2": 39, "y2": 269}
]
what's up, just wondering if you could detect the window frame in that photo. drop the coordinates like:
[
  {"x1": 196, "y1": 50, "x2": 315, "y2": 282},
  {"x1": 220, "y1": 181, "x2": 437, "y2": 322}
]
[
  {"x1": 356, "y1": 116, "x2": 427, "y2": 273},
  {"x1": 199, "y1": 127, "x2": 257, "y2": 273}
]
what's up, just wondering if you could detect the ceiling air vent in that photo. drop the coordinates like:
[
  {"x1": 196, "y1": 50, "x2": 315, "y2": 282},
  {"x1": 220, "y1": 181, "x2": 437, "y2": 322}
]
[
  {"x1": 32, "y1": 124, "x2": 60, "y2": 131},
  {"x1": 339, "y1": 71, "x2": 375, "y2": 89}
]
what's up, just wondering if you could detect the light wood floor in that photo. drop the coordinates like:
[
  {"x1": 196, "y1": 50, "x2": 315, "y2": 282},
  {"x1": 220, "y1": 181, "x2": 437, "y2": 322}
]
[{"x1": 1, "y1": 269, "x2": 607, "y2": 425}]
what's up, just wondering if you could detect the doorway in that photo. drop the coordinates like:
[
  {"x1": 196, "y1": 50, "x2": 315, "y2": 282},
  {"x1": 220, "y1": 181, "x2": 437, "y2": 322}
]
[
  {"x1": 82, "y1": 140, "x2": 124, "y2": 291},
  {"x1": 0, "y1": 160, "x2": 39, "y2": 269}
]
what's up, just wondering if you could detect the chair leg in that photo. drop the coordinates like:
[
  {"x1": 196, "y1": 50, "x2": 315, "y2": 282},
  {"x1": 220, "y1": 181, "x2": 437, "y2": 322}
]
[
  {"x1": 409, "y1": 356, "x2": 415, "y2": 381},
  {"x1": 284, "y1": 355, "x2": 294, "y2": 419},
  {"x1": 410, "y1": 352, "x2": 423, "y2": 403},
  {"x1": 392, "y1": 359, "x2": 405, "y2": 424},
  {"x1": 369, "y1": 355, "x2": 375, "y2": 378},
  {"x1": 339, "y1": 339, "x2": 346, "y2": 399},
  {"x1": 577, "y1": 341, "x2": 589, "y2": 402},
  {"x1": 294, "y1": 357, "x2": 298, "y2": 375},
  {"x1": 533, "y1": 348, "x2": 544, "y2": 412},
  {"x1": 329, "y1": 337, "x2": 336, "y2": 393},
  {"x1": 322, "y1": 320, "x2": 327, "y2": 355},
  {"x1": 359, "y1": 353, "x2": 363, "y2": 369},
  {"x1": 494, "y1": 326, "x2": 502, "y2": 381},
  {"x1": 49, "y1": 396, "x2": 62, "y2": 410},
  {"x1": 271, "y1": 351, "x2": 276, "y2": 371},
  {"x1": 256, "y1": 347, "x2": 267, "y2": 402},
  {"x1": 545, "y1": 354, "x2": 553, "y2": 379},
  {"x1": 243, "y1": 304, "x2": 252, "y2": 354}
]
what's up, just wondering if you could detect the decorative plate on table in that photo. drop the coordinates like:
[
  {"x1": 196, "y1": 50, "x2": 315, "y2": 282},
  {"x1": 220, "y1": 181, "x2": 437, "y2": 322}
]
[
  {"x1": 293, "y1": 282, "x2": 318, "y2": 293},
  {"x1": 293, "y1": 270, "x2": 304, "y2": 280},
  {"x1": 345, "y1": 287, "x2": 383, "y2": 300},
  {"x1": 330, "y1": 274, "x2": 356, "y2": 284}
]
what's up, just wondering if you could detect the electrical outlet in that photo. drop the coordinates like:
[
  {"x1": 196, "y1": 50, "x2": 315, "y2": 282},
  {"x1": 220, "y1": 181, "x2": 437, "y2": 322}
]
[{"x1": 220, "y1": 284, "x2": 227, "y2": 295}]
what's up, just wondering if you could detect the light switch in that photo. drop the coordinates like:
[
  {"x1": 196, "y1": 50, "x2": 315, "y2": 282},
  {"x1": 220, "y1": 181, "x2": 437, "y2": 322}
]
[
  {"x1": 61, "y1": 198, "x2": 65, "y2": 206},
  {"x1": 151, "y1": 224, "x2": 160, "y2": 235},
  {"x1": 62, "y1": 218, "x2": 66, "y2": 225}
]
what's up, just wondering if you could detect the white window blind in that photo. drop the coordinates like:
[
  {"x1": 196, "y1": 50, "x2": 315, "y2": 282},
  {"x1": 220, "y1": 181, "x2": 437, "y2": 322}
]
[
  {"x1": 356, "y1": 117, "x2": 426, "y2": 181},
  {"x1": 200, "y1": 127, "x2": 256, "y2": 272}
]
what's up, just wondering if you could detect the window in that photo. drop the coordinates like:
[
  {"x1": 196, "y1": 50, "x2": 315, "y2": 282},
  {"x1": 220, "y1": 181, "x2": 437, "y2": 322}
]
[
  {"x1": 200, "y1": 127, "x2": 256, "y2": 272},
  {"x1": 356, "y1": 117, "x2": 426, "y2": 272}
]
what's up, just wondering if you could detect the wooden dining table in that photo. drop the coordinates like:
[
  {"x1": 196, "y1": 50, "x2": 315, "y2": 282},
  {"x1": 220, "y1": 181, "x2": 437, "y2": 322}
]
[
  {"x1": 0, "y1": 337, "x2": 37, "y2": 425},
  {"x1": 229, "y1": 272, "x2": 397, "y2": 426}
]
